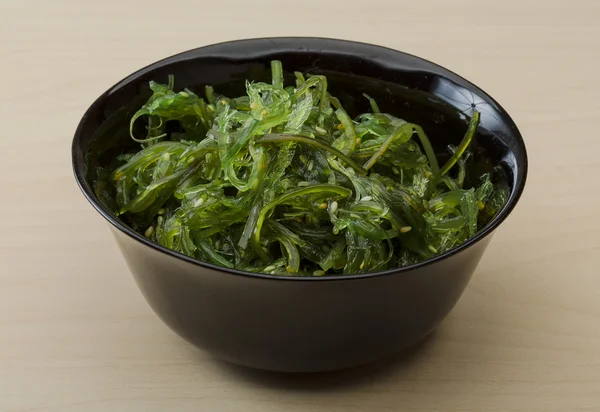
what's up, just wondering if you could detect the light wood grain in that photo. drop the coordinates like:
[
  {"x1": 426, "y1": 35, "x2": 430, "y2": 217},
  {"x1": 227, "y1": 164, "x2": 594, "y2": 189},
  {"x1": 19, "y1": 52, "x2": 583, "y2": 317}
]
[{"x1": 1, "y1": 0, "x2": 599, "y2": 410}]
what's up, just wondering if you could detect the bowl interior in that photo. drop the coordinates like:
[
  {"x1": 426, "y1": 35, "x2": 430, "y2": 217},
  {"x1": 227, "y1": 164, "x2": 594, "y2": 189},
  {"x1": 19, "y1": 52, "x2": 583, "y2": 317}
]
[{"x1": 73, "y1": 38, "x2": 527, "y2": 276}]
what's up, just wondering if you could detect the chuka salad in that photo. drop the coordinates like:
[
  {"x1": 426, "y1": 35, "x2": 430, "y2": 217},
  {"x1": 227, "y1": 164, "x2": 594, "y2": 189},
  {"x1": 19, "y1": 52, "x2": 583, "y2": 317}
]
[{"x1": 96, "y1": 61, "x2": 508, "y2": 276}]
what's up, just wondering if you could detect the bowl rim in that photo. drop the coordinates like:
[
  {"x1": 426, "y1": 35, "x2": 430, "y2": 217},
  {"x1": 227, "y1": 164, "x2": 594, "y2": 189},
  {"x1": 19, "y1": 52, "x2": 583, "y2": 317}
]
[{"x1": 72, "y1": 36, "x2": 528, "y2": 282}]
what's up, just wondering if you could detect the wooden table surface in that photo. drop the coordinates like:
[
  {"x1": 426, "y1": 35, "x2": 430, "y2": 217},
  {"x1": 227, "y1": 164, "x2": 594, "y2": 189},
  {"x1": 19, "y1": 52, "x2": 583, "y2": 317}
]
[{"x1": 2, "y1": 0, "x2": 599, "y2": 411}]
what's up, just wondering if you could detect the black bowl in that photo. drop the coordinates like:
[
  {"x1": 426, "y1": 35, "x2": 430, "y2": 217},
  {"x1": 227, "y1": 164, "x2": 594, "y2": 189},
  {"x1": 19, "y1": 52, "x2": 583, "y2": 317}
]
[{"x1": 72, "y1": 37, "x2": 527, "y2": 372}]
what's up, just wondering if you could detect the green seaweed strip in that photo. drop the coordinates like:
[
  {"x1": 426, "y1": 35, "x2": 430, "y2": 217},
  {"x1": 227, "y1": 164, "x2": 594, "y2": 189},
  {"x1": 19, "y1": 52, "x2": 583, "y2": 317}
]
[
  {"x1": 440, "y1": 111, "x2": 480, "y2": 176},
  {"x1": 271, "y1": 60, "x2": 283, "y2": 89},
  {"x1": 257, "y1": 134, "x2": 367, "y2": 175}
]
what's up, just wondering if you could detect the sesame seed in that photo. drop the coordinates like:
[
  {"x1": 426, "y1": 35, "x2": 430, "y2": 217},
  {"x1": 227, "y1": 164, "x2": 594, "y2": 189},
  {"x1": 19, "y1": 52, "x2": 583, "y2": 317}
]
[{"x1": 144, "y1": 226, "x2": 154, "y2": 238}]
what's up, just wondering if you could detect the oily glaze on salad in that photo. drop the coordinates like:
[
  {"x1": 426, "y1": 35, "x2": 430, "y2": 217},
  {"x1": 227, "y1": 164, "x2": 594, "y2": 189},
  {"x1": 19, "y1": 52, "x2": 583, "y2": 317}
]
[{"x1": 93, "y1": 61, "x2": 508, "y2": 276}]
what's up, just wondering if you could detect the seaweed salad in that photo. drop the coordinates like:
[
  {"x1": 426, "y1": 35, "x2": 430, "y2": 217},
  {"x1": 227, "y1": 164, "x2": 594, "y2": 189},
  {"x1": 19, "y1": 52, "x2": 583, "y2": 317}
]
[{"x1": 93, "y1": 60, "x2": 508, "y2": 276}]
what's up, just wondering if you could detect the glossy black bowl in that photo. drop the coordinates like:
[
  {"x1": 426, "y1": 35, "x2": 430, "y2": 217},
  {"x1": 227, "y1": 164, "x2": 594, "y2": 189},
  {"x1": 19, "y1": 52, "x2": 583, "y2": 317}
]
[{"x1": 72, "y1": 37, "x2": 527, "y2": 372}]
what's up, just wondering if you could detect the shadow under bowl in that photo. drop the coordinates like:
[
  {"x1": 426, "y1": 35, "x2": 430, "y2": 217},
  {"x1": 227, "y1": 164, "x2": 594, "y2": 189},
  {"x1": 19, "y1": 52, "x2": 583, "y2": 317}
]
[{"x1": 72, "y1": 37, "x2": 527, "y2": 372}]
